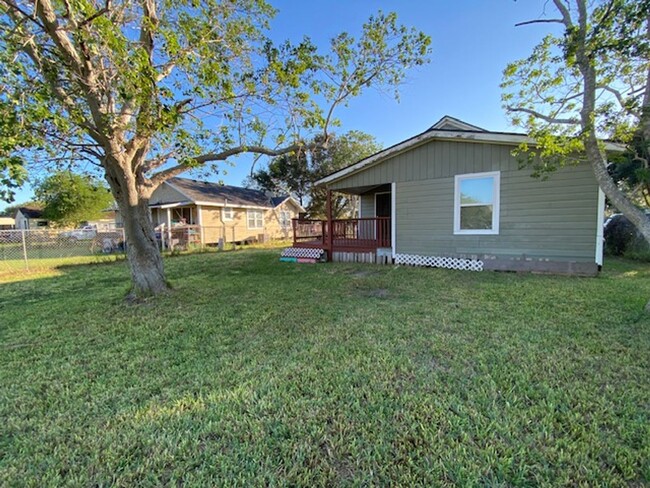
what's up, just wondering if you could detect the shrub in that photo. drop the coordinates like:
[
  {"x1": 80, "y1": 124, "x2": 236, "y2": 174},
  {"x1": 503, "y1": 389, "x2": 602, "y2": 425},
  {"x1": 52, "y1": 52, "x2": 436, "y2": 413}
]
[{"x1": 604, "y1": 213, "x2": 650, "y2": 259}]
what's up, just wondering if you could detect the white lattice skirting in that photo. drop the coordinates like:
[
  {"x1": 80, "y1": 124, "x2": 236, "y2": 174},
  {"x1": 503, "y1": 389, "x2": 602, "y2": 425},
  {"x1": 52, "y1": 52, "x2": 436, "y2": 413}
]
[
  {"x1": 281, "y1": 247, "x2": 325, "y2": 259},
  {"x1": 395, "y1": 253, "x2": 483, "y2": 272}
]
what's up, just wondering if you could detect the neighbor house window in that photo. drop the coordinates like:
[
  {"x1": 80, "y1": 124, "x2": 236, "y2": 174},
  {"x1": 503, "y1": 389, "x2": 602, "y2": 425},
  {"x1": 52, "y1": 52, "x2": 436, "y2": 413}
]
[
  {"x1": 279, "y1": 210, "x2": 291, "y2": 228},
  {"x1": 222, "y1": 207, "x2": 233, "y2": 221},
  {"x1": 453, "y1": 171, "x2": 500, "y2": 235},
  {"x1": 247, "y1": 209, "x2": 264, "y2": 229}
]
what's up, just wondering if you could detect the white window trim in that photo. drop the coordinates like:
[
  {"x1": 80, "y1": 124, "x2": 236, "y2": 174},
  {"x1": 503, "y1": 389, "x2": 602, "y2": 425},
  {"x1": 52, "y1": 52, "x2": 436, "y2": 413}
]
[
  {"x1": 247, "y1": 209, "x2": 264, "y2": 229},
  {"x1": 222, "y1": 207, "x2": 234, "y2": 221},
  {"x1": 453, "y1": 171, "x2": 500, "y2": 235}
]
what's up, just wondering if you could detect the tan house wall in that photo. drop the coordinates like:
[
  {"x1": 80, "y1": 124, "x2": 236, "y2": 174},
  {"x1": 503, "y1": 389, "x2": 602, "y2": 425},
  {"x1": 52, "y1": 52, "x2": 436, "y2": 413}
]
[{"x1": 199, "y1": 199, "x2": 299, "y2": 244}]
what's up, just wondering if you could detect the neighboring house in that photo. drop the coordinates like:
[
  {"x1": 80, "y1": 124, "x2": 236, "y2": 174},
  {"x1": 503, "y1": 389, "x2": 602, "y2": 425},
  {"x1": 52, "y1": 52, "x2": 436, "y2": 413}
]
[
  {"x1": 144, "y1": 177, "x2": 304, "y2": 244},
  {"x1": 0, "y1": 217, "x2": 15, "y2": 230},
  {"x1": 14, "y1": 206, "x2": 48, "y2": 230},
  {"x1": 287, "y1": 115, "x2": 615, "y2": 275},
  {"x1": 85, "y1": 209, "x2": 119, "y2": 231}
]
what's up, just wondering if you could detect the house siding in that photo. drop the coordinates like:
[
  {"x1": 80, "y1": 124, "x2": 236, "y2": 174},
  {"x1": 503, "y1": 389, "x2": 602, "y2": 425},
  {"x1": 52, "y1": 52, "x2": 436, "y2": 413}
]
[
  {"x1": 150, "y1": 183, "x2": 188, "y2": 205},
  {"x1": 200, "y1": 200, "x2": 299, "y2": 244},
  {"x1": 330, "y1": 140, "x2": 599, "y2": 263},
  {"x1": 359, "y1": 194, "x2": 374, "y2": 218}
]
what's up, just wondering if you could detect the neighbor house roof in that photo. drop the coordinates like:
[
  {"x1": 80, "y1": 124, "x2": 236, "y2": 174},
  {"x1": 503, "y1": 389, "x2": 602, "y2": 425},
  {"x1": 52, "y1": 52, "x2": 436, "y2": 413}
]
[
  {"x1": 316, "y1": 115, "x2": 624, "y2": 187},
  {"x1": 17, "y1": 206, "x2": 45, "y2": 219},
  {"x1": 0, "y1": 217, "x2": 15, "y2": 226},
  {"x1": 160, "y1": 177, "x2": 305, "y2": 211}
]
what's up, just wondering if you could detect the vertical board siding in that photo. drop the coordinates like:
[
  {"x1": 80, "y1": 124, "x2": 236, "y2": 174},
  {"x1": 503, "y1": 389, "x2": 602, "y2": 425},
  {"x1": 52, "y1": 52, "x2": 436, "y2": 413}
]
[
  {"x1": 330, "y1": 139, "x2": 599, "y2": 262},
  {"x1": 360, "y1": 194, "x2": 375, "y2": 218}
]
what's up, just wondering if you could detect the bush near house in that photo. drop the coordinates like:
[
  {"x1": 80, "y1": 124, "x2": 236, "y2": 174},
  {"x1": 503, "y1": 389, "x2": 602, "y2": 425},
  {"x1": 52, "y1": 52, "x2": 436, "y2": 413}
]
[
  {"x1": 1, "y1": 251, "x2": 649, "y2": 486},
  {"x1": 605, "y1": 213, "x2": 650, "y2": 261}
]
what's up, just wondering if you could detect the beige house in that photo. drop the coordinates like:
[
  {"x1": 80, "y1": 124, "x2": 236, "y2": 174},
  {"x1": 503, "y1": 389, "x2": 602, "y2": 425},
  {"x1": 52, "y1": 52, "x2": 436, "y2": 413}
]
[
  {"x1": 0, "y1": 217, "x2": 15, "y2": 230},
  {"x1": 148, "y1": 177, "x2": 304, "y2": 245},
  {"x1": 15, "y1": 206, "x2": 48, "y2": 229}
]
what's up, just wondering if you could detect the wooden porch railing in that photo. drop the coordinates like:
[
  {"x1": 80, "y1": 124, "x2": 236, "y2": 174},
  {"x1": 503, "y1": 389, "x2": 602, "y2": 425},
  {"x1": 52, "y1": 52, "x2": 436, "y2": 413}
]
[{"x1": 292, "y1": 217, "x2": 390, "y2": 251}]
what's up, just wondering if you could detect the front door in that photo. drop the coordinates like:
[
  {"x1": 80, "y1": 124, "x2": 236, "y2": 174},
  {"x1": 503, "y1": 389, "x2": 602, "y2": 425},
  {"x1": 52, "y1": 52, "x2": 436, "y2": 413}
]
[{"x1": 375, "y1": 192, "x2": 391, "y2": 246}]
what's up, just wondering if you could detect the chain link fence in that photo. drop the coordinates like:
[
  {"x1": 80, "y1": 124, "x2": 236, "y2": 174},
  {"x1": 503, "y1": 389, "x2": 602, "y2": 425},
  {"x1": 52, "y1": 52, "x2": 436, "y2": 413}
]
[
  {"x1": 0, "y1": 225, "x2": 291, "y2": 276},
  {"x1": 0, "y1": 228, "x2": 126, "y2": 274}
]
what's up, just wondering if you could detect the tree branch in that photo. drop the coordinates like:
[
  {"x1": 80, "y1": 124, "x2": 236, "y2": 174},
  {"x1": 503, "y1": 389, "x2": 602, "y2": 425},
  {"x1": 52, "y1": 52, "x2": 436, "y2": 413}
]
[
  {"x1": 514, "y1": 19, "x2": 564, "y2": 27},
  {"x1": 0, "y1": 0, "x2": 44, "y2": 29},
  {"x1": 78, "y1": 1, "x2": 112, "y2": 29},
  {"x1": 597, "y1": 84, "x2": 641, "y2": 117},
  {"x1": 551, "y1": 0, "x2": 573, "y2": 28},
  {"x1": 505, "y1": 106, "x2": 580, "y2": 125},
  {"x1": 148, "y1": 142, "x2": 317, "y2": 187}
]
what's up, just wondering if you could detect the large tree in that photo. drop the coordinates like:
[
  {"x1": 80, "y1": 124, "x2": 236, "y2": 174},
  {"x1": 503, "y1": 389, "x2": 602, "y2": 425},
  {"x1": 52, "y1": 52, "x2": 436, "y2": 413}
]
[
  {"x1": 249, "y1": 130, "x2": 381, "y2": 217},
  {"x1": 502, "y1": 0, "x2": 650, "y2": 244},
  {"x1": 35, "y1": 171, "x2": 113, "y2": 226},
  {"x1": 0, "y1": 1, "x2": 430, "y2": 297}
]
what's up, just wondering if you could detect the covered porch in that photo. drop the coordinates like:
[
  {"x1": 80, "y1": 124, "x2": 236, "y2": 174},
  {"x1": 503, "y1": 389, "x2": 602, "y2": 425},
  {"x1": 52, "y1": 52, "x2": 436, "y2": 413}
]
[{"x1": 289, "y1": 184, "x2": 395, "y2": 262}]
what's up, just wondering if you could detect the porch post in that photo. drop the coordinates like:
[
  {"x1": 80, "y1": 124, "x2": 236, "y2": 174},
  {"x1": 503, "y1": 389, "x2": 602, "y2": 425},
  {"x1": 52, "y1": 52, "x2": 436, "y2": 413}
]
[
  {"x1": 196, "y1": 204, "x2": 204, "y2": 247},
  {"x1": 391, "y1": 182, "x2": 396, "y2": 260},
  {"x1": 326, "y1": 188, "x2": 333, "y2": 262},
  {"x1": 166, "y1": 208, "x2": 172, "y2": 251}
]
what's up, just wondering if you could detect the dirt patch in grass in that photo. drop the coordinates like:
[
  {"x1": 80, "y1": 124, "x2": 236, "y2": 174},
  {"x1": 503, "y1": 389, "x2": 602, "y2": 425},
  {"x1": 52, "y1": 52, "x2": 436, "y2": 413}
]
[{"x1": 365, "y1": 287, "x2": 390, "y2": 298}]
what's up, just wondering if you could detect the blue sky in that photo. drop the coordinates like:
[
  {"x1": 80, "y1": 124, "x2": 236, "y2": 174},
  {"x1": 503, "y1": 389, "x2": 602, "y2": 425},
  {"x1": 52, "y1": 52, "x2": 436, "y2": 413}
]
[{"x1": 4, "y1": 0, "x2": 558, "y2": 211}]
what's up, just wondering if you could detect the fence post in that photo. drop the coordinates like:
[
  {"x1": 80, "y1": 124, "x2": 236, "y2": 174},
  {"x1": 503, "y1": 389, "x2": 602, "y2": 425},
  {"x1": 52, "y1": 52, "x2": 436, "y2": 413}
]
[{"x1": 21, "y1": 229, "x2": 29, "y2": 271}]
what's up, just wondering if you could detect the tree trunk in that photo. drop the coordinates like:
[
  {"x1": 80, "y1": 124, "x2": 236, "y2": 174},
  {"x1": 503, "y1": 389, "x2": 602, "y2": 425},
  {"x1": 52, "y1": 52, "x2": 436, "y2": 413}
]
[
  {"x1": 120, "y1": 198, "x2": 169, "y2": 298},
  {"x1": 103, "y1": 156, "x2": 170, "y2": 299},
  {"x1": 573, "y1": 6, "x2": 650, "y2": 312}
]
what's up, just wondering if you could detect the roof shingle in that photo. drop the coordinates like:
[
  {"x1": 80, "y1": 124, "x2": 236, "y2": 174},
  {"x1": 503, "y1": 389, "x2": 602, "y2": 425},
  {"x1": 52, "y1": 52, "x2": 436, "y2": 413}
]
[{"x1": 167, "y1": 178, "x2": 288, "y2": 208}]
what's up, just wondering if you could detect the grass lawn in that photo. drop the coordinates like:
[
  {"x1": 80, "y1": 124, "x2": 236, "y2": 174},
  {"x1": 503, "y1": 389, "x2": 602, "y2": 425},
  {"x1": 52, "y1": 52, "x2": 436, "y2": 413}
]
[{"x1": 1, "y1": 250, "x2": 649, "y2": 486}]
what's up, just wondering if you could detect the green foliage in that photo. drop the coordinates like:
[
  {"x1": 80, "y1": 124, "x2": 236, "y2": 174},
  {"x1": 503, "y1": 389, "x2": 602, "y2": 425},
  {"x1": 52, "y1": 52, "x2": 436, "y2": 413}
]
[
  {"x1": 250, "y1": 131, "x2": 381, "y2": 217},
  {"x1": 34, "y1": 171, "x2": 113, "y2": 227},
  {"x1": 0, "y1": 1, "x2": 430, "y2": 177},
  {"x1": 501, "y1": 0, "x2": 649, "y2": 174},
  {"x1": 0, "y1": 102, "x2": 30, "y2": 203},
  {"x1": 1, "y1": 251, "x2": 649, "y2": 485},
  {"x1": 609, "y1": 132, "x2": 650, "y2": 206}
]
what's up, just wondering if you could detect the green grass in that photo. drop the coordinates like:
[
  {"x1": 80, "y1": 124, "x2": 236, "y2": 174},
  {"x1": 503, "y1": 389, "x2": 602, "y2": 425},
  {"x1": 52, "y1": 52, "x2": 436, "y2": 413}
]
[{"x1": 1, "y1": 251, "x2": 649, "y2": 486}]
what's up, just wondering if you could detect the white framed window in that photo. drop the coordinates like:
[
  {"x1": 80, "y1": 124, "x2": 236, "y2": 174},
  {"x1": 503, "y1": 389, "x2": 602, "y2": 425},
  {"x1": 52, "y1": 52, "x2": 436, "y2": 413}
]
[
  {"x1": 453, "y1": 171, "x2": 500, "y2": 235},
  {"x1": 279, "y1": 210, "x2": 291, "y2": 228},
  {"x1": 222, "y1": 207, "x2": 233, "y2": 221},
  {"x1": 247, "y1": 209, "x2": 264, "y2": 229}
]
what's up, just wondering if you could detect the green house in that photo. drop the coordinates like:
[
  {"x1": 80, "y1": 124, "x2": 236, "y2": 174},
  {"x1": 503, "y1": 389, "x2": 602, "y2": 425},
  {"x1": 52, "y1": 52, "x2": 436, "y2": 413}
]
[{"x1": 289, "y1": 116, "x2": 613, "y2": 275}]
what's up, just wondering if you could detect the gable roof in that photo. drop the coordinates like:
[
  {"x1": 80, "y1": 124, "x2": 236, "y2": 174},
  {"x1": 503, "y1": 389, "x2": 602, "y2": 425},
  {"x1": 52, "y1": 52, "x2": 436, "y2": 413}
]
[
  {"x1": 161, "y1": 177, "x2": 304, "y2": 211},
  {"x1": 316, "y1": 115, "x2": 624, "y2": 187},
  {"x1": 429, "y1": 115, "x2": 486, "y2": 132},
  {"x1": 17, "y1": 206, "x2": 45, "y2": 219}
]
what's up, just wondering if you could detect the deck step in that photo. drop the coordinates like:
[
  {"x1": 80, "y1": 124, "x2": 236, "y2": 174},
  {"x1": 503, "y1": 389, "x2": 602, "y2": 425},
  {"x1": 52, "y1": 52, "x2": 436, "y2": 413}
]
[{"x1": 280, "y1": 247, "x2": 325, "y2": 262}]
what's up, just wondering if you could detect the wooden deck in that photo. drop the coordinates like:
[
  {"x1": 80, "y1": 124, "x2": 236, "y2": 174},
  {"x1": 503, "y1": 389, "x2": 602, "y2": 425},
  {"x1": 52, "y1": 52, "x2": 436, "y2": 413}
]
[{"x1": 292, "y1": 217, "x2": 390, "y2": 252}]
